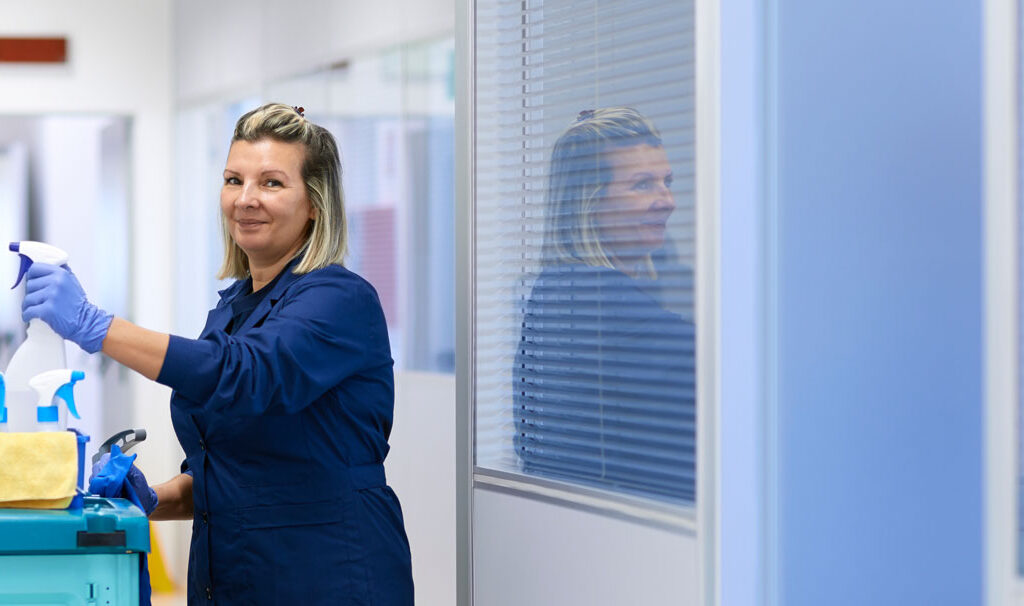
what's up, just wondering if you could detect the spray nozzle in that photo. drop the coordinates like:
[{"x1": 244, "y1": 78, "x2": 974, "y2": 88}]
[
  {"x1": 29, "y1": 369, "x2": 84, "y2": 424},
  {"x1": 10, "y1": 241, "x2": 69, "y2": 289}
]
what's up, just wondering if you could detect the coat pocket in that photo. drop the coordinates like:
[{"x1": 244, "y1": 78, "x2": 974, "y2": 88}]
[{"x1": 238, "y1": 500, "x2": 369, "y2": 604}]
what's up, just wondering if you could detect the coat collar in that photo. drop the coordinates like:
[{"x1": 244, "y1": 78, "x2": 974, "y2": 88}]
[
  {"x1": 235, "y1": 259, "x2": 303, "y2": 333},
  {"x1": 205, "y1": 257, "x2": 304, "y2": 336}
]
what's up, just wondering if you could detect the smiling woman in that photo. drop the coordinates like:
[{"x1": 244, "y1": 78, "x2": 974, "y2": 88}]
[
  {"x1": 220, "y1": 139, "x2": 316, "y2": 290},
  {"x1": 19, "y1": 102, "x2": 414, "y2": 605},
  {"x1": 218, "y1": 104, "x2": 348, "y2": 289}
]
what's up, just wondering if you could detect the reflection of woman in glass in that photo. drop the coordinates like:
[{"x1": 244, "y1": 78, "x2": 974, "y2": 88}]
[{"x1": 514, "y1": 107, "x2": 695, "y2": 502}]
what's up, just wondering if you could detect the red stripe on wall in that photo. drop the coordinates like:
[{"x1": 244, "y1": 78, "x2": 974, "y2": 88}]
[{"x1": 0, "y1": 37, "x2": 67, "y2": 63}]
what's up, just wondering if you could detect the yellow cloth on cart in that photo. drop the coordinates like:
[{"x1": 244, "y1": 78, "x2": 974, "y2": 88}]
[{"x1": 0, "y1": 432, "x2": 77, "y2": 509}]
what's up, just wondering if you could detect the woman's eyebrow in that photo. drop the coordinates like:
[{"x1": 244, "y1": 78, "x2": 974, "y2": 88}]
[{"x1": 629, "y1": 171, "x2": 656, "y2": 180}]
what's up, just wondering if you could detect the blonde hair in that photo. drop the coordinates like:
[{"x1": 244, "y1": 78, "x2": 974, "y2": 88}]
[
  {"x1": 219, "y1": 102, "x2": 347, "y2": 279},
  {"x1": 543, "y1": 107, "x2": 663, "y2": 277}
]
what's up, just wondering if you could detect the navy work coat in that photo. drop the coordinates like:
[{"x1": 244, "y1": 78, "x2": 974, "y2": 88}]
[
  {"x1": 158, "y1": 261, "x2": 413, "y2": 605},
  {"x1": 513, "y1": 263, "x2": 696, "y2": 502}
]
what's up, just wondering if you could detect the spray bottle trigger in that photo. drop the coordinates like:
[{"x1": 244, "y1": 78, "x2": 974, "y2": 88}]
[
  {"x1": 10, "y1": 241, "x2": 70, "y2": 289},
  {"x1": 11, "y1": 254, "x2": 31, "y2": 289},
  {"x1": 55, "y1": 371, "x2": 85, "y2": 420}
]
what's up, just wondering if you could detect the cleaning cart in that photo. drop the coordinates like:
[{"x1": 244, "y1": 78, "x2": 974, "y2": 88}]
[
  {"x1": 0, "y1": 241, "x2": 152, "y2": 604},
  {"x1": 0, "y1": 426, "x2": 152, "y2": 605},
  {"x1": 0, "y1": 496, "x2": 150, "y2": 605}
]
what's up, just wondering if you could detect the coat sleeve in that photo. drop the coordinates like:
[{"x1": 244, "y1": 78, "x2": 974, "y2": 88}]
[{"x1": 157, "y1": 273, "x2": 388, "y2": 416}]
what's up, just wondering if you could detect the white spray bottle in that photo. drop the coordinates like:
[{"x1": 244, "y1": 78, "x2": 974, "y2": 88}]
[
  {"x1": 4, "y1": 241, "x2": 69, "y2": 433},
  {"x1": 28, "y1": 369, "x2": 83, "y2": 432}
]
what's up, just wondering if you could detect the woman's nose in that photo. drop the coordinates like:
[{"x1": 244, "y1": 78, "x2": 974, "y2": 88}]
[
  {"x1": 654, "y1": 186, "x2": 676, "y2": 212},
  {"x1": 236, "y1": 183, "x2": 259, "y2": 208}
]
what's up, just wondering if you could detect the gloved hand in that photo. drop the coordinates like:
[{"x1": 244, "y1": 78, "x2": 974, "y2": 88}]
[
  {"x1": 89, "y1": 444, "x2": 156, "y2": 606},
  {"x1": 21, "y1": 263, "x2": 113, "y2": 354},
  {"x1": 89, "y1": 444, "x2": 158, "y2": 516}
]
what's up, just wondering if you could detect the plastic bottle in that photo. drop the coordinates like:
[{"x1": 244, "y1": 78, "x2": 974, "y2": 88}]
[
  {"x1": 3, "y1": 241, "x2": 69, "y2": 433},
  {"x1": 28, "y1": 369, "x2": 84, "y2": 432}
]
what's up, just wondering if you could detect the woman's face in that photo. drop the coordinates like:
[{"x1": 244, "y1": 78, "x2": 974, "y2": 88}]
[
  {"x1": 221, "y1": 138, "x2": 315, "y2": 268},
  {"x1": 595, "y1": 143, "x2": 675, "y2": 262}
]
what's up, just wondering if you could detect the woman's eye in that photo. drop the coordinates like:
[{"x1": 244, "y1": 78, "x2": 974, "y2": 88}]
[
  {"x1": 265, "y1": 179, "x2": 283, "y2": 187},
  {"x1": 632, "y1": 179, "x2": 653, "y2": 191},
  {"x1": 224, "y1": 176, "x2": 241, "y2": 186}
]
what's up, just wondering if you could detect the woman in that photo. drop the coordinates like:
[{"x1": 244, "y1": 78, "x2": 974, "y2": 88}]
[
  {"x1": 22, "y1": 103, "x2": 414, "y2": 604},
  {"x1": 513, "y1": 107, "x2": 696, "y2": 503}
]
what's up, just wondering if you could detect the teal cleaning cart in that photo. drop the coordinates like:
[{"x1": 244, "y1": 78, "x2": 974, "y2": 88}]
[{"x1": 0, "y1": 496, "x2": 149, "y2": 605}]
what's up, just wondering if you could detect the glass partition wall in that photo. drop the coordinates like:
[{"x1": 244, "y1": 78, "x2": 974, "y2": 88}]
[{"x1": 472, "y1": 0, "x2": 698, "y2": 510}]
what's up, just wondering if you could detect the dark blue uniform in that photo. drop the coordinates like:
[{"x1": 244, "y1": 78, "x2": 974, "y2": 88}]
[
  {"x1": 513, "y1": 263, "x2": 696, "y2": 503},
  {"x1": 158, "y1": 260, "x2": 413, "y2": 605}
]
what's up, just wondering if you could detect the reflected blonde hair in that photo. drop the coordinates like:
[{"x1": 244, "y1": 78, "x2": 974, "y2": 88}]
[
  {"x1": 543, "y1": 107, "x2": 662, "y2": 276},
  {"x1": 219, "y1": 102, "x2": 347, "y2": 279}
]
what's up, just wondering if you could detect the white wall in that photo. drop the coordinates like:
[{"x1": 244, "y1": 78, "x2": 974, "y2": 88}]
[
  {"x1": 174, "y1": 0, "x2": 454, "y2": 104},
  {"x1": 388, "y1": 372, "x2": 457, "y2": 606},
  {"x1": 473, "y1": 490, "x2": 698, "y2": 605}
]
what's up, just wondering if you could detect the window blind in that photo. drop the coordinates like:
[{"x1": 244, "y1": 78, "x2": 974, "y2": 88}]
[{"x1": 474, "y1": 0, "x2": 697, "y2": 504}]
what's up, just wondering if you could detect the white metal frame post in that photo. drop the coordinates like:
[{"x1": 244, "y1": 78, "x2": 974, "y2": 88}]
[
  {"x1": 696, "y1": 0, "x2": 722, "y2": 602},
  {"x1": 984, "y1": 0, "x2": 1020, "y2": 602},
  {"x1": 455, "y1": 0, "x2": 476, "y2": 603}
]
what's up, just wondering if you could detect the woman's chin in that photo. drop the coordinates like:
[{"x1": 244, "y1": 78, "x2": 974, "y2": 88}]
[{"x1": 233, "y1": 232, "x2": 267, "y2": 252}]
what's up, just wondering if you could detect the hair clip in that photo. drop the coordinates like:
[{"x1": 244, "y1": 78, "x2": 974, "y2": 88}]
[
  {"x1": 576, "y1": 109, "x2": 595, "y2": 122},
  {"x1": 293, "y1": 106, "x2": 305, "y2": 117}
]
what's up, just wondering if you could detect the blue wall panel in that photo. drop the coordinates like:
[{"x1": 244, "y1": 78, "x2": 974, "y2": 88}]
[{"x1": 774, "y1": 1, "x2": 982, "y2": 604}]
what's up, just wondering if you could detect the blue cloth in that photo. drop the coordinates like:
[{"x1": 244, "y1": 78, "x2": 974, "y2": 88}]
[
  {"x1": 88, "y1": 444, "x2": 156, "y2": 606},
  {"x1": 89, "y1": 445, "x2": 159, "y2": 516},
  {"x1": 21, "y1": 263, "x2": 113, "y2": 353},
  {"x1": 157, "y1": 260, "x2": 413, "y2": 605}
]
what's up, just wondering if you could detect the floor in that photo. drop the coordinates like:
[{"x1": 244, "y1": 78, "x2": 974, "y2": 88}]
[{"x1": 151, "y1": 592, "x2": 187, "y2": 606}]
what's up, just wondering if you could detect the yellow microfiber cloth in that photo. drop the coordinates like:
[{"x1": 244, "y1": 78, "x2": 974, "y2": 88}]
[{"x1": 0, "y1": 431, "x2": 78, "y2": 509}]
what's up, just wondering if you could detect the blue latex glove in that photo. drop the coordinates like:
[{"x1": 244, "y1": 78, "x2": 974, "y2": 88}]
[
  {"x1": 88, "y1": 444, "x2": 156, "y2": 606},
  {"x1": 88, "y1": 444, "x2": 158, "y2": 516},
  {"x1": 21, "y1": 263, "x2": 113, "y2": 354}
]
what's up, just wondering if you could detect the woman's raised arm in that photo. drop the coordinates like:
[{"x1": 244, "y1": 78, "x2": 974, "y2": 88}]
[{"x1": 102, "y1": 317, "x2": 170, "y2": 381}]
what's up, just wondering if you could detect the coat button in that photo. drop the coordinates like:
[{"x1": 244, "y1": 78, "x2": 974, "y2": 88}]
[
  {"x1": 206, "y1": 585, "x2": 212, "y2": 600},
  {"x1": 199, "y1": 439, "x2": 206, "y2": 451},
  {"x1": 201, "y1": 511, "x2": 208, "y2": 523}
]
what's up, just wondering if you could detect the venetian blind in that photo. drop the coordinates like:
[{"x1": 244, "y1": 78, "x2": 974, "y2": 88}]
[{"x1": 474, "y1": 0, "x2": 696, "y2": 504}]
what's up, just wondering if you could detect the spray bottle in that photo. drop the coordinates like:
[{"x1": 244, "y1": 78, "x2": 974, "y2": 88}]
[
  {"x1": 0, "y1": 372, "x2": 6, "y2": 429},
  {"x1": 3, "y1": 241, "x2": 69, "y2": 432},
  {"x1": 28, "y1": 369, "x2": 83, "y2": 432}
]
